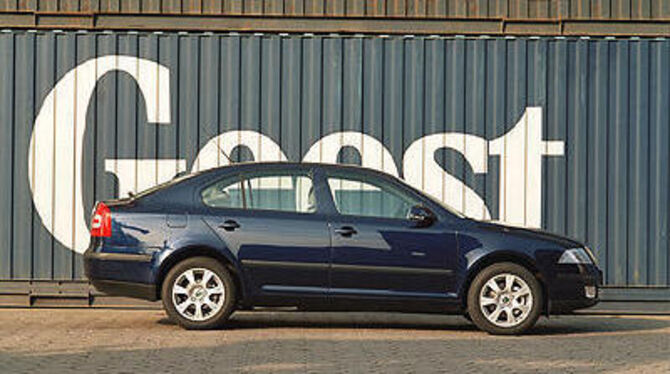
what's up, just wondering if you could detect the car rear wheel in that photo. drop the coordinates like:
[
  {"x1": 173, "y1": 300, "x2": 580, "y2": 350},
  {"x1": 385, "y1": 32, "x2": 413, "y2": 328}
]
[
  {"x1": 467, "y1": 262, "x2": 542, "y2": 335},
  {"x1": 161, "y1": 257, "x2": 236, "y2": 330}
]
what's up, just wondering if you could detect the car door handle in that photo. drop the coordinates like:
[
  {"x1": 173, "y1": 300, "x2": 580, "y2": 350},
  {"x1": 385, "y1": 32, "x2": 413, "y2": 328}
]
[
  {"x1": 334, "y1": 226, "x2": 357, "y2": 237},
  {"x1": 219, "y1": 220, "x2": 240, "y2": 231}
]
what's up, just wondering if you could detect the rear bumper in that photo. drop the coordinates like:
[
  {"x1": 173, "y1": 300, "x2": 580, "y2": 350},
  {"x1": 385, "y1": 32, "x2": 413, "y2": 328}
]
[
  {"x1": 89, "y1": 279, "x2": 158, "y2": 301},
  {"x1": 84, "y1": 249, "x2": 159, "y2": 301}
]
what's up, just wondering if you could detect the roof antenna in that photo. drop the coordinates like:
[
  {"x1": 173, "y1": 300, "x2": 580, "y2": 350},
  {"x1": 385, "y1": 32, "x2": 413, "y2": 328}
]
[
  {"x1": 170, "y1": 126, "x2": 236, "y2": 181},
  {"x1": 201, "y1": 126, "x2": 252, "y2": 208},
  {"x1": 201, "y1": 126, "x2": 235, "y2": 165}
]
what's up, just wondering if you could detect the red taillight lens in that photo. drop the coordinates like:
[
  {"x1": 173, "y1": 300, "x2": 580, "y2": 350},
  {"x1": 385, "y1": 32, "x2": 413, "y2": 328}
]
[{"x1": 90, "y1": 202, "x2": 111, "y2": 237}]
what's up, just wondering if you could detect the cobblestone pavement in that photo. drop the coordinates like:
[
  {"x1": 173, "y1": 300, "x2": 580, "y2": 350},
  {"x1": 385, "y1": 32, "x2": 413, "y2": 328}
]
[{"x1": 0, "y1": 309, "x2": 668, "y2": 373}]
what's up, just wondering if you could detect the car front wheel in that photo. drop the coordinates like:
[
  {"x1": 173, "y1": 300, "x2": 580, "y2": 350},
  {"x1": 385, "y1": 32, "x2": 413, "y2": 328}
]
[
  {"x1": 467, "y1": 262, "x2": 542, "y2": 335},
  {"x1": 161, "y1": 257, "x2": 236, "y2": 330}
]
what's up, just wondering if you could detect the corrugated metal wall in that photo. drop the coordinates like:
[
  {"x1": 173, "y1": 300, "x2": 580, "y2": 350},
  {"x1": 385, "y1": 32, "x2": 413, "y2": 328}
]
[
  {"x1": 0, "y1": 0, "x2": 668, "y2": 19},
  {"x1": 0, "y1": 30, "x2": 668, "y2": 301}
]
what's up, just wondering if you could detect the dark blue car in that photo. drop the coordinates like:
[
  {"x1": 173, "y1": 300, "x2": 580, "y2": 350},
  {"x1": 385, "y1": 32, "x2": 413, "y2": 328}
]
[{"x1": 84, "y1": 162, "x2": 601, "y2": 335}]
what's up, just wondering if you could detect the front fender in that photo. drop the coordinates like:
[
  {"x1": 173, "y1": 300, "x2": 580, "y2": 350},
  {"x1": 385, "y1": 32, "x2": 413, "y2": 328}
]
[{"x1": 458, "y1": 248, "x2": 551, "y2": 314}]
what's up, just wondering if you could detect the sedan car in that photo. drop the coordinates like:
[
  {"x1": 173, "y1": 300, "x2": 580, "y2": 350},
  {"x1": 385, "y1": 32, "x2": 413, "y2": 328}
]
[{"x1": 84, "y1": 162, "x2": 601, "y2": 335}]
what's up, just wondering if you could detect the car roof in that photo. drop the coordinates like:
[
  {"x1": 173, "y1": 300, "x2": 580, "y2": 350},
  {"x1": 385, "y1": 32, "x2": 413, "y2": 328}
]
[
  {"x1": 196, "y1": 161, "x2": 398, "y2": 179},
  {"x1": 132, "y1": 161, "x2": 413, "y2": 207}
]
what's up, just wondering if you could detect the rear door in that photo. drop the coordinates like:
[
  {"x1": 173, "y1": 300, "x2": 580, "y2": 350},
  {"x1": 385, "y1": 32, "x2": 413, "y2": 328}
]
[{"x1": 201, "y1": 168, "x2": 331, "y2": 304}]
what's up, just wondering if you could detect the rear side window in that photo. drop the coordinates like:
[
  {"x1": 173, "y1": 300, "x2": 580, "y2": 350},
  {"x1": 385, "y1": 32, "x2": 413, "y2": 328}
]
[
  {"x1": 201, "y1": 172, "x2": 316, "y2": 213},
  {"x1": 201, "y1": 177, "x2": 245, "y2": 209}
]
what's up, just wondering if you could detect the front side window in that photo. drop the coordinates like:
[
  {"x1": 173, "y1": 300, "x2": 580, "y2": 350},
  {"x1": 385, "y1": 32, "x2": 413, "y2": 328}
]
[
  {"x1": 202, "y1": 172, "x2": 315, "y2": 213},
  {"x1": 327, "y1": 175, "x2": 421, "y2": 219}
]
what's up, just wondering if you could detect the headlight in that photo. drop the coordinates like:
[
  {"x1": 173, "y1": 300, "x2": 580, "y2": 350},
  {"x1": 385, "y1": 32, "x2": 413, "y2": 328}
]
[{"x1": 558, "y1": 247, "x2": 594, "y2": 264}]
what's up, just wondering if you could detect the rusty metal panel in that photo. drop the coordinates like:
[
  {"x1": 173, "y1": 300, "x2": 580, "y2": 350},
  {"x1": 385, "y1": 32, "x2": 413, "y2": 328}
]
[
  {"x1": 1, "y1": 0, "x2": 669, "y2": 20},
  {"x1": 0, "y1": 1, "x2": 668, "y2": 37},
  {"x1": 0, "y1": 31, "x2": 669, "y2": 302}
]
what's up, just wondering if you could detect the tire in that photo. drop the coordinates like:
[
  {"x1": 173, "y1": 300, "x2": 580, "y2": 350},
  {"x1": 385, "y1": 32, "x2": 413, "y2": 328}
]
[
  {"x1": 467, "y1": 262, "x2": 542, "y2": 335},
  {"x1": 161, "y1": 256, "x2": 236, "y2": 330}
]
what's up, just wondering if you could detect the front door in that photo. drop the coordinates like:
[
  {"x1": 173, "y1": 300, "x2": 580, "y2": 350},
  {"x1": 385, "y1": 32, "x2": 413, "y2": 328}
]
[
  {"x1": 201, "y1": 168, "x2": 331, "y2": 304},
  {"x1": 324, "y1": 173, "x2": 458, "y2": 303}
]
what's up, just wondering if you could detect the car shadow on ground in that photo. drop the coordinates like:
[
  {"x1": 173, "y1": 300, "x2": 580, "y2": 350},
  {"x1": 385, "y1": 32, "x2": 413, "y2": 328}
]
[
  {"x1": 157, "y1": 311, "x2": 477, "y2": 331},
  {"x1": 525, "y1": 315, "x2": 670, "y2": 335},
  {"x1": 157, "y1": 311, "x2": 670, "y2": 335}
]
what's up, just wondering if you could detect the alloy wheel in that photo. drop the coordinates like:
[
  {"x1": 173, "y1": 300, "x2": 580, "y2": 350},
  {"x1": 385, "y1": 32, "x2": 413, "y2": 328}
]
[
  {"x1": 171, "y1": 267, "x2": 225, "y2": 321},
  {"x1": 479, "y1": 273, "x2": 533, "y2": 328}
]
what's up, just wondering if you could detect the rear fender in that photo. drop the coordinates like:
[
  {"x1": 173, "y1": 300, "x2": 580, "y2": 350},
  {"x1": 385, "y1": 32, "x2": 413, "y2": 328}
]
[{"x1": 155, "y1": 229, "x2": 244, "y2": 303}]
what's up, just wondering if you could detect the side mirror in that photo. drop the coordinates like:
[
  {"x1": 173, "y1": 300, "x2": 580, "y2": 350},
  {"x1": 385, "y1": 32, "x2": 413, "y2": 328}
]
[{"x1": 408, "y1": 205, "x2": 436, "y2": 227}]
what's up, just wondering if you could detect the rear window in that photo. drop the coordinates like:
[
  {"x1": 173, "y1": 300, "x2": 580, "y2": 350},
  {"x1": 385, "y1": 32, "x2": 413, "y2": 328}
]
[{"x1": 132, "y1": 171, "x2": 197, "y2": 199}]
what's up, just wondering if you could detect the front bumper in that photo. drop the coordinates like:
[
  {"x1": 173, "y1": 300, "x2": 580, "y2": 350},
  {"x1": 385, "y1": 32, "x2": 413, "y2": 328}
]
[
  {"x1": 548, "y1": 264, "x2": 603, "y2": 314},
  {"x1": 84, "y1": 249, "x2": 159, "y2": 301}
]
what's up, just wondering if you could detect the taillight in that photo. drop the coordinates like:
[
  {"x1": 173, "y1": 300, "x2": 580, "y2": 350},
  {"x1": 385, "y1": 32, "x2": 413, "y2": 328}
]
[{"x1": 90, "y1": 202, "x2": 111, "y2": 237}]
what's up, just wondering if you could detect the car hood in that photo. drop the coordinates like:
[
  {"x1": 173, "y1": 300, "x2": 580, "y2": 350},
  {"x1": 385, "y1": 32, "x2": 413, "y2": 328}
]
[{"x1": 473, "y1": 220, "x2": 583, "y2": 249}]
